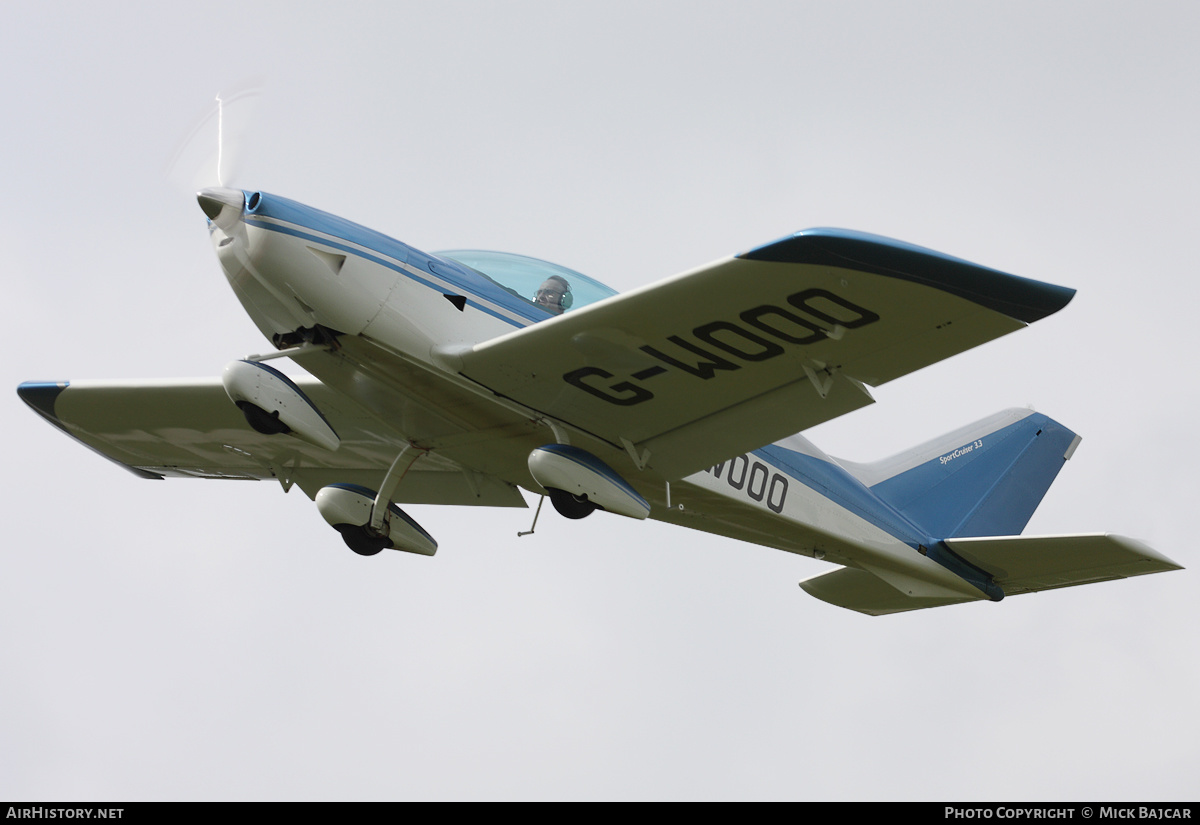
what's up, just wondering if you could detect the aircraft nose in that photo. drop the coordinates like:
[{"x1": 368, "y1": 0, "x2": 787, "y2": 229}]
[{"x1": 197, "y1": 187, "x2": 245, "y2": 229}]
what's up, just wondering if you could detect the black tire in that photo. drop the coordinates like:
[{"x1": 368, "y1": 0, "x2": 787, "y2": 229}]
[
  {"x1": 236, "y1": 401, "x2": 292, "y2": 435},
  {"x1": 548, "y1": 488, "x2": 598, "y2": 520},
  {"x1": 334, "y1": 523, "x2": 391, "y2": 556}
]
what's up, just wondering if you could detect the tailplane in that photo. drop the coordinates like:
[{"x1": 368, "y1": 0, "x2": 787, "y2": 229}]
[{"x1": 801, "y1": 533, "x2": 1181, "y2": 616}]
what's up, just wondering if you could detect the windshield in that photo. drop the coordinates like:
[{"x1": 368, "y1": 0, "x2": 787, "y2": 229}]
[{"x1": 436, "y1": 250, "x2": 618, "y2": 317}]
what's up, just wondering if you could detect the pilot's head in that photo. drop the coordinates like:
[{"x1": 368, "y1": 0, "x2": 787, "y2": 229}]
[{"x1": 535, "y1": 275, "x2": 571, "y2": 315}]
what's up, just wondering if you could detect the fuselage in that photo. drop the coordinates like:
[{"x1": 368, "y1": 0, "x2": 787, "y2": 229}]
[{"x1": 200, "y1": 187, "x2": 987, "y2": 603}]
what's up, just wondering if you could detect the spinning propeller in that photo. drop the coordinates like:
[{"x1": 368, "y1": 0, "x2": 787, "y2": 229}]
[{"x1": 166, "y1": 80, "x2": 264, "y2": 198}]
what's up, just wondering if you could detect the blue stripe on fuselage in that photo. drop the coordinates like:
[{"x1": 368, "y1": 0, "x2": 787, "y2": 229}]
[
  {"x1": 241, "y1": 192, "x2": 549, "y2": 328},
  {"x1": 741, "y1": 443, "x2": 932, "y2": 549},
  {"x1": 244, "y1": 219, "x2": 524, "y2": 328}
]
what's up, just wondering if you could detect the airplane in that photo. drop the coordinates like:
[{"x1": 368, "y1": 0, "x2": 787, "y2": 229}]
[{"x1": 18, "y1": 186, "x2": 1182, "y2": 615}]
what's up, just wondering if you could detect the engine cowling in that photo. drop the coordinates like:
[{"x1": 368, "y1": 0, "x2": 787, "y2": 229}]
[{"x1": 527, "y1": 444, "x2": 650, "y2": 520}]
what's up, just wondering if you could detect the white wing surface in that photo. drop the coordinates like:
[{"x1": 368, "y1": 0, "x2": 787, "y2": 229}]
[
  {"x1": 800, "y1": 533, "x2": 1182, "y2": 616},
  {"x1": 945, "y1": 533, "x2": 1182, "y2": 595},
  {"x1": 18, "y1": 378, "x2": 525, "y2": 506},
  {"x1": 447, "y1": 229, "x2": 1075, "y2": 478}
]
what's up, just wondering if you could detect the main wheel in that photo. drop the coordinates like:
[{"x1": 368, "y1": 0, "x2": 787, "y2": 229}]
[
  {"x1": 236, "y1": 401, "x2": 292, "y2": 435},
  {"x1": 334, "y1": 523, "x2": 392, "y2": 556},
  {"x1": 548, "y1": 488, "x2": 598, "y2": 519}
]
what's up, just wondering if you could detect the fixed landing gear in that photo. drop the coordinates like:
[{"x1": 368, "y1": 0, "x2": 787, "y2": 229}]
[
  {"x1": 526, "y1": 444, "x2": 650, "y2": 521},
  {"x1": 223, "y1": 360, "x2": 340, "y2": 450},
  {"x1": 548, "y1": 488, "x2": 598, "y2": 519},
  {"x1": 315, "y1": 484, "x2": 439, "y2": 557}
]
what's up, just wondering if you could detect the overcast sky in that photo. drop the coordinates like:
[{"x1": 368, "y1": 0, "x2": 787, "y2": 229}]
[{"x1": 3, "y1": 0, "x2": 1197, "y2": 801}]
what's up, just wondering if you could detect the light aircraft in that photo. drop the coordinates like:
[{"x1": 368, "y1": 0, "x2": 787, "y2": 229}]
[{"x1": 18, "y1": 187, "x2": 1182, "y2": 614}]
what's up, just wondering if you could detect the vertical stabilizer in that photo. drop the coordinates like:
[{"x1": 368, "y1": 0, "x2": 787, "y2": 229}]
[{"x1": 836, "y1": 408, "x2": 1080, "y2": 539}]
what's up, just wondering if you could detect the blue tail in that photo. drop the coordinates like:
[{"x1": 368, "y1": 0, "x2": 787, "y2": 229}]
[{"x1": 837, "y1": 408, "x2": 1081, "y2": 539}]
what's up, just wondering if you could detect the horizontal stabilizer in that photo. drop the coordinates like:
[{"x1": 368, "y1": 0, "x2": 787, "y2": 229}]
[
  {"x1": 800, "y1": 533, "x2": 1180, "y2": 615},
  {"x1": 799, "y1": 567, "x2": 982, "y2": 616},
  {"x1": 944, "y1": 533, "x2": 1182, "y2": 595}
]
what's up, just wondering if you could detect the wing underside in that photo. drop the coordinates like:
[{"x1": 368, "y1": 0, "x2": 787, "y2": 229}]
[
  {"x1": 18, "y1": 378, "x2": 526, "y2": 506},
  {"x1": 946, "y1": 533, "x2": 1182, "y2": 595},
  {"x1": 448, "y1": 229, "x2": 1074, "y2": 479}
]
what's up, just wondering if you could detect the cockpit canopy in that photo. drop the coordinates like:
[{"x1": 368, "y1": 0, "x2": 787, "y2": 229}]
[{"x1": 436, "y1": 250, "x2": 617, "y2": 316}]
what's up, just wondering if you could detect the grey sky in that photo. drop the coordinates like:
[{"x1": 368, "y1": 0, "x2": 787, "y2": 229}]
[{"x1": 3, "y1": 1, "x2": 1197, "y2": 800}]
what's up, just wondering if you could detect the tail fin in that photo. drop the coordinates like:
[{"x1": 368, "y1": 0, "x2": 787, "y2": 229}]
[
  {"x1": 810, "y1": 410, "x2": 1181, "y2": 615},
  {"x1": 836, "y1": 408, "x2": 1081, "y2": 539}
]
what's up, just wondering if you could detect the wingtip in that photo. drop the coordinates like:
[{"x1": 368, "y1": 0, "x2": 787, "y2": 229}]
[
  {"x1": 1106, "y1": 533, "x2": 1184, "y2": 573},
  {"x1": 17, "y1": 381, "x2": 69, "y2": 424},
  {"x1": 18, "y1": 380, "x2": 166, "y2": 480},
  {"x1": 739, "y1": 229, "x2": 1076, "y2": 324}
]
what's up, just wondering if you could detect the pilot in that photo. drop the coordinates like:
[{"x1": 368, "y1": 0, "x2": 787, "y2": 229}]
[{"x1": 534, "y1": 275, "x2": 572, "y2": 315}]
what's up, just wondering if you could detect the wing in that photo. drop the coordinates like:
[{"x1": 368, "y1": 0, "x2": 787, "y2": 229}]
[
  {"x1": 443, "y1": 229, "x2": 1075, "y2": 479},
  {"x1": 17, "y1": 378, "x2": 525, "y2": 506}
]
